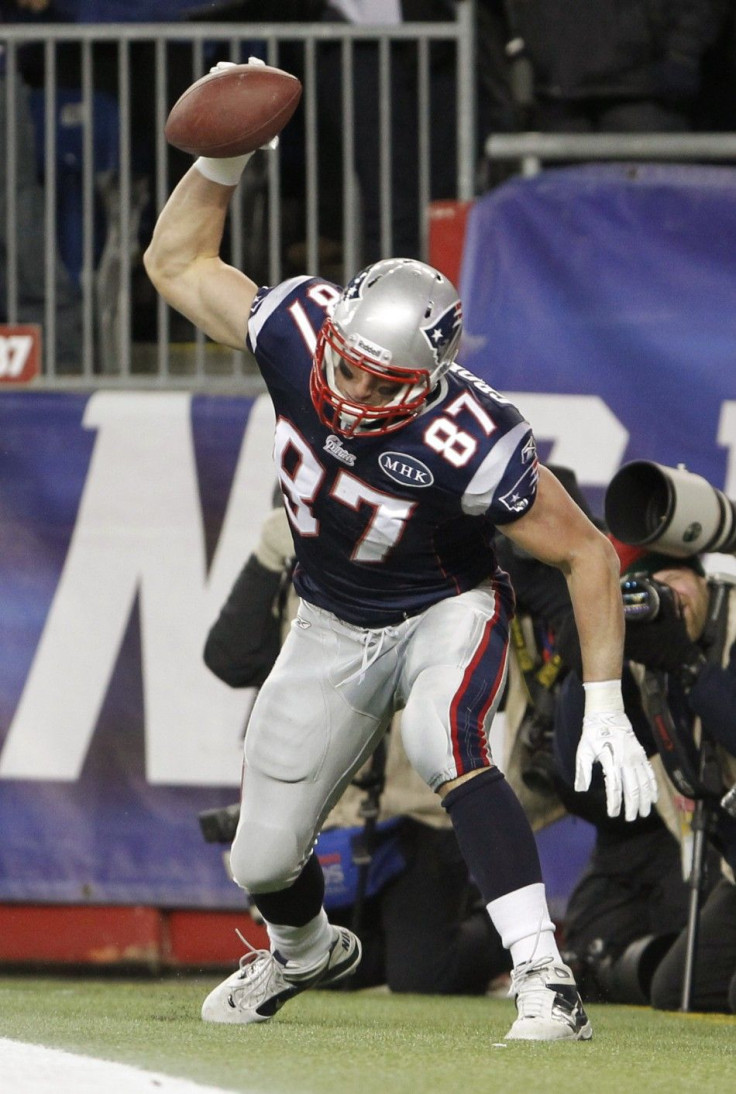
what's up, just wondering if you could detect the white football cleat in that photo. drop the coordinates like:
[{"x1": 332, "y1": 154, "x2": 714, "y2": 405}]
[
  {"x1": 505, "y1": 956, "x2": 593, "y2": 1041},
  {"x1": 201, "y1": 926, "x2": 362, "y2": 1025}
]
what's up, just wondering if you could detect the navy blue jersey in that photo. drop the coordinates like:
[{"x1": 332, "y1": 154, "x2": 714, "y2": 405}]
[{"x1": 247, "y1": 276, "x2": 539, "y2": 627}]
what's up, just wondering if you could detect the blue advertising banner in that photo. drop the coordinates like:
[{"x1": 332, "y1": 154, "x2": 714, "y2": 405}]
[
  {"x1": 5, "y1": 166, "x2": 736, "y2": 909},
  {"x1": 0, "y1": 389, "x2": 588, "y2": 913},
  {"x1": 0, "y1": 390, "x2": 277, "y2": 907},
  {"x1": 458, "y1": 163, "x2": 736, "y2": 523}
]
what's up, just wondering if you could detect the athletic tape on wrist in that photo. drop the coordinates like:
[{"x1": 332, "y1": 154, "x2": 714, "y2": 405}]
[
  {"x1": 583, "y1": 679, "x2": 624, "y2": 715},
  {"x1": 194, "y1": 153, "x2": 253, "y2": 186}
]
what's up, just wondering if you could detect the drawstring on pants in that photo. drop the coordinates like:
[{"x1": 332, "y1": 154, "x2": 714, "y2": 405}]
[{"x1": 338, "y1": 624, "x2": 399, "y2": 686}]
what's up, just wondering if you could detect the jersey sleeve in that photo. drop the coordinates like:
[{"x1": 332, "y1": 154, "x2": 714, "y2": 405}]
[
  {"x1": 245, "y1": 276, "x2": 341, "y2": 397},
  {"x1": 461, "y1": 422, "x2": 539, "y2": 526}
]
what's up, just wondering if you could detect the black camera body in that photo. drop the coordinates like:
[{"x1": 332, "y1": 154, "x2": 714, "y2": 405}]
[
  {"x1": 199, "y1": 803, "x2": 240, "y2": 844},
  {"x1": 620, "y1": 572, "x2": 669, "y2": 623},
  {"x1": 518, "y1": 705, "x2": 558, "y2": 797},
  {"x1": 517, "y1": 677, "x2": 561, "y2": 797}
]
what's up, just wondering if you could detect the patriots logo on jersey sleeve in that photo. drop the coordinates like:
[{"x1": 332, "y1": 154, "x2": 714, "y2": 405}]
[
  {"x1": 521, "y1": 435, "x2": 537, "y2": 464},
  {"x1": 251, "y1": 286, "x2": 270, "y2": 313},
  {"x1": 499, "y1": 457, "x2": 539, "y2": 513},
  {"x1": 421, "y1": 301, "x2": 463, "y2": 365}
]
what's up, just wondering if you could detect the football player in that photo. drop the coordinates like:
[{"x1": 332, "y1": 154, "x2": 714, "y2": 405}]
[{"x1": 144, "y1": 82, "x2": 657, "y2": 1040}]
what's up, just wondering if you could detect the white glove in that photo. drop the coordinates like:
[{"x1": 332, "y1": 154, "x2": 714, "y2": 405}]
[
  {"x1": 210, "y1": 59, "x2": 240, "y2": 73},
  {"x1": 574, "y1": 685, "x2": 658, "y2": 822},
  {"x1": 573, "y1": 678, "x2": 656, "y2": 822},
  {"x1": 209, "y1": 57, "x2": 261, "y2": 74}
]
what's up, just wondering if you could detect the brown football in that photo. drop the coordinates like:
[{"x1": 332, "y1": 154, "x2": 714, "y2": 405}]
[{"x1": 164, "y1": 64, "x2": 302, "y2": 158}]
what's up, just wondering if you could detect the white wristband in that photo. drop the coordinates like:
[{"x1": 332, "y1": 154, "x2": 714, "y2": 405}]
[
  {"x1": 583, "y1": 679, "x2": 624, "y2": 715},
  {"x1": 194, "y1": 152, "x2": 253, "y2": 186}
]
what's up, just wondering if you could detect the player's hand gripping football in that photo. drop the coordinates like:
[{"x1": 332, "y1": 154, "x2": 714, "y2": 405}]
[{"x1": 574, "y1": 709, "x2": 658, "y2": 822}]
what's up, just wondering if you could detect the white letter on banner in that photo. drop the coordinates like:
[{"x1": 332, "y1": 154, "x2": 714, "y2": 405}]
[
  {"x1": 708, "y1": 401, "x2": 736, "y2": 577},
  {"x1": 0, "y1": 391, "x2": 276, "y2": 785},
  {"x1": 718, "y1": 402, "x2": 736, "y2": 497},
  {"x1": 506, "y1": 393, "x2": 629, "y2": 487}
]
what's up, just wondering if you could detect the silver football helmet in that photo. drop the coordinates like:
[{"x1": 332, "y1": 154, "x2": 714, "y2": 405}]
[{"x1": 310, "y1": 258, "x2": 463, "y2": 437}]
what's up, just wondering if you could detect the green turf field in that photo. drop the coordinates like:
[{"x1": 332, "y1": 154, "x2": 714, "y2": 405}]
[{"x1": 1, "y1": 975, "x2": 735, "y2": 1093}]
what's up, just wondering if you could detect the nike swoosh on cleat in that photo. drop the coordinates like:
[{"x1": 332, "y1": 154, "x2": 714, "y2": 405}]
[{"x1": 255, "y1": 988, "x2": 299, "y2": 1018}]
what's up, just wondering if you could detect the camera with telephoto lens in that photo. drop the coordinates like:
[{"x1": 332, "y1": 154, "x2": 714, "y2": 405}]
[{"x1": 605, "y1": 460, "x2": 736, "y2": 558}]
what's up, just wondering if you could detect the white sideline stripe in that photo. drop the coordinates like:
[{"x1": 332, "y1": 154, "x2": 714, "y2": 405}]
[{"x1": 0, "y1": 1038, "x2": 248, "y2": 1094}]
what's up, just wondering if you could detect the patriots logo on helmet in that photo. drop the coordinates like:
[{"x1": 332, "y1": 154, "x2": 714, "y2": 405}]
[
  {"x1": 421, "y1": 301, "x2": 463, "y2": 365},
  {"x1": 343, "y1": 268, "x2": 371, "y2": 301}
]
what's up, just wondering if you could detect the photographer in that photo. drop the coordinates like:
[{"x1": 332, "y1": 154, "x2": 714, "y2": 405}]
[
  {"x1": 623, "y1": 551, "x2": 736, "y2": 1013},
  {"x1": 557, "y1": 543, "x2": 736, "y2": 1011}
]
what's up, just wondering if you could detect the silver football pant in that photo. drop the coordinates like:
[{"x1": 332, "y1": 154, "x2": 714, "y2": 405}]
[{"x1": 230, "y1": 579, "x2": 510, "y2": 894}]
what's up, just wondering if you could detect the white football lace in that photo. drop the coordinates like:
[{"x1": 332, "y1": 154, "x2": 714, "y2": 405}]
[
  {"x1": 229, "y1": 930, "x2": 286, "y2": 1008},
  {"x1": 509, "y1": 957, "x2": 557, "y2": 1019}
]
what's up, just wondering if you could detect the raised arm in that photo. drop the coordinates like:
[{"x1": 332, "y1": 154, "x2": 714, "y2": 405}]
[{"x1": 143, "y1": 161, "x2": 258, "y2": 351}]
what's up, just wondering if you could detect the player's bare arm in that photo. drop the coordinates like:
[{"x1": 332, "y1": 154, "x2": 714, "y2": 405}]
[
  {"x1": 446, "y1": 464, "x2": 625, "y2": 802},
  {"x1": 499, "y1": 465, "x2": 624, "y2": 683},
  {"x1": 143, "y1": 166, "x2": 258, "y2": 351},
  {"x1": 146, "y1": 57, "x2": 300, "y2": 350},
  {"x1": 501, "y1": 466, "x2": 656, "y2": 820}
]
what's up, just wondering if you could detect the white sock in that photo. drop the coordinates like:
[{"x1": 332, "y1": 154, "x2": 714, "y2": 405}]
[
  {"x1": 487, "y1": 882, "x2": 561, "y2": 967},
  {"x1": 266, "y1": 909, "x2": 333, "y2": 967}
]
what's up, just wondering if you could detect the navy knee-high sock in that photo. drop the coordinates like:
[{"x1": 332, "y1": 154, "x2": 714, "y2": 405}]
[
  {"x1": 442, "y1": 768, "x2": 542, "y2": 903},
  {"x1": 251, "y1": 852, "x2": 325, "y2": 927}
]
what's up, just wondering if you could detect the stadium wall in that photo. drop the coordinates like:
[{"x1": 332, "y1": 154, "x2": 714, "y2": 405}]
[{"x1": 3, "y1": 164, "x2": 736, "y2": 965}]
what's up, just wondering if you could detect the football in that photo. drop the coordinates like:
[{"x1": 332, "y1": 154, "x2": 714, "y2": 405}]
[{"x1": 164, "y1": 63, "x2": 302, "y2": 158}]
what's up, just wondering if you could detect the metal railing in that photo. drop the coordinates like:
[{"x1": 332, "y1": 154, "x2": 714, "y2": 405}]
[
  {"x1": 485, "y1": 131, "x2": 736, "y2": 177},
  {"x1": 1, "y1": 13, "x2": 476, "y2": 388}
]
